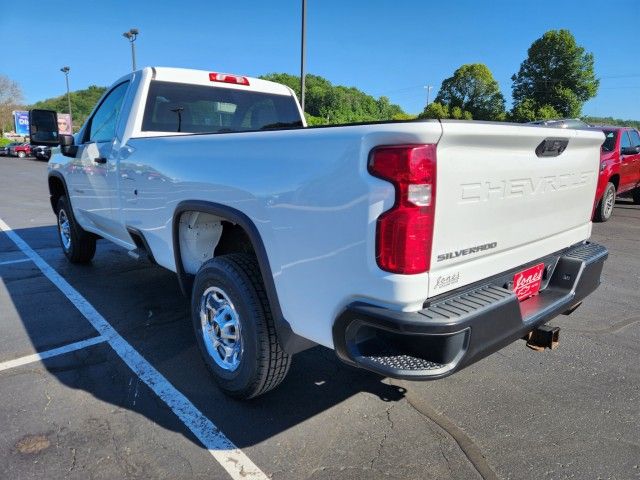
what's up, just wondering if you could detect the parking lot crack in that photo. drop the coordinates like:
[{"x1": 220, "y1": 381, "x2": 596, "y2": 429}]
[
  {"x1": 438, "y1": 437, "x2": 454, "y2": 477},
  {"x1": 68, "y1": 447, "x2": 77, "y2": 473},
  {"x1": 392, "y1": 380, "x2": 500, "y2": 480},
  {"x1": 369, "y1": 403, "x2": 395, "y2": 471},
  {"x1": 43, "y1": 388, "x2": 52, "y2": 412}
]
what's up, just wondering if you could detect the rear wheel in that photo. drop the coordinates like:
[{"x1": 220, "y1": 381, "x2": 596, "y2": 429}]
[
  {"x1": 594, "y1": 182, "x2": 616, "y2": 222},
  {"x1": 191, "y1": 253, "x2": 291, "y2": 399},
  {"x1": 17, "y1": 151, "x2": 26, "y2": 158},
  {"x1": 56, "y1": 196, "x2": 96, "y2": 263},
  {"x1": 632, "y1": 189, "x2": 640, "y2": 205}
]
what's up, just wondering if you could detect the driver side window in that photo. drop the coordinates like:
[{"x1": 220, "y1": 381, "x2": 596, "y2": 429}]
[{"x1": 88, "y1": 82, "x2": 130, "y2": 143}]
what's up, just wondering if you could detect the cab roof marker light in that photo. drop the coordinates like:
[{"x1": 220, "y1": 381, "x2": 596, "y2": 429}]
[{"x1": 209, "y1": 72, "x2": 250, "y2": 86}]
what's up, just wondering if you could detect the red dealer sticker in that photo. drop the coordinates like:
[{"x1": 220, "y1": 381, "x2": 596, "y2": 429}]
[{"x1": 512, "y1": 263, "x2": 545, "y2": 301}]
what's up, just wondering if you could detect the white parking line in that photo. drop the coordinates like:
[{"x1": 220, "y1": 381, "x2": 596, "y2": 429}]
[
  {"x1": 0, "y1": 258, "x2": 31, "y2": 266},
  {"x1": 0, "y1": 336, "x2": 107, "y2": 372},
  {"x1": 0, "y1": 218, "x2": 268, "y2": 480}
]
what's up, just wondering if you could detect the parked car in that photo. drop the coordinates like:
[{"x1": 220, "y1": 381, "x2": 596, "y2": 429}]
[
  {"x1": 30, "y1": 67, "x2": 608, "y2": 399},
  {"x1": 9, "y1": 143, "x2": 32, "y2": 158},
  {"x1": 31, "y1": 145, "x2": 52, "y2": 161},
  {"x1": 0, "y1": 142, "x2": 22, "y2": 156},
  {"x1": 592, "y1": 126, "x2": 640, "y2": 221}
]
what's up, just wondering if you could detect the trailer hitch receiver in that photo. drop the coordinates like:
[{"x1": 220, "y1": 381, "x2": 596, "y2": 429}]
[{"x1": 524, "y1": 325, "x2": 560, "y2": 351}]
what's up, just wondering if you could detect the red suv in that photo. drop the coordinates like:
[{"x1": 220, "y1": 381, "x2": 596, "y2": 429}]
[
  {"x1": 593, "y1": 126, "x2": 640, "y2": 221},
  {"x1": 9, "y1": 143, "x2": 32, "y2": 159}
]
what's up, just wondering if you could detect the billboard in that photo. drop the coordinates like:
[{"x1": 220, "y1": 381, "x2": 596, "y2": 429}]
[
  {"x1": 13, "y1": 111, "x2": 30, "y2": 136},
  {"x1": 12, "y1": 111, "x2": 73, "y2": 136},
  {"x1": 57, "y1": 113, "x2": 72, "y2": 135}
]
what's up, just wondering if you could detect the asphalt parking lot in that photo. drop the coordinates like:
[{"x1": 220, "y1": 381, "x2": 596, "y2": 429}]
[{"x1": 0, "y1": 155, "x2": 638, "y2": 480}]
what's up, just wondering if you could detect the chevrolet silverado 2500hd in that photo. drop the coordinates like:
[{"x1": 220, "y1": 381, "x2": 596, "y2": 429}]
[{"x1": 29, "y1": 67, "x2": 608, "y2": 399}]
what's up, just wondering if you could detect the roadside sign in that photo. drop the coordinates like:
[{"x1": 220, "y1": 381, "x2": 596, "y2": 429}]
[
  {"x1": 57, "y1": 113, "x2": 72, "y2": 134},
  {"x1": 13, "y1": 111, "x2": 30, "y2": 136}
]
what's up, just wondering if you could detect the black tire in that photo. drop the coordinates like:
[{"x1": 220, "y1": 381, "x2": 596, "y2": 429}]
[
  {"x1": 594, "y1": 182, "x2": 616, "y2": 222},
  {"x1": 632, "y1": 189, "x2": 640, "y2": 205},
  {"x1": 55, "y1": 196, "x2": 96, "y2": 263},
  {"x1": 191, "y1": 253, "x2": 291, "y2": 399}
]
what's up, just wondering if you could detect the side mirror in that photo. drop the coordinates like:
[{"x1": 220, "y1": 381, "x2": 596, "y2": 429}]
[
  {"x1": 59, "y1": 134, "x2": 78, "y2": 158},
  {"x1": 621, "y1": 146, "x2": 640, "y2": 156},
  {"x1": 29, "y1": 110, "x2": 60, "y2": 146}
]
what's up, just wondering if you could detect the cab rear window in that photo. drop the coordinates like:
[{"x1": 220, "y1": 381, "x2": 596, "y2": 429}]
[{"x1": 141, "y1": 81, "x2": 303, "y2": 133}]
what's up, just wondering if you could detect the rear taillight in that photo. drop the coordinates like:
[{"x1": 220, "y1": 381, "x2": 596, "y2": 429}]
[
  {"x1": 369, "y1": 145, "x2": 437, "y2": 274},
  {"x1": 209, "y1": 72, "x2": 250, "y2": 86}
]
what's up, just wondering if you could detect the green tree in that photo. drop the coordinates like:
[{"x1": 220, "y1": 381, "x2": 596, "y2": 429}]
[
  {"x1": 511, "y1": 29, "x2": 598, "y2": 120},
  {"x1": 418, "y1": 102, "x2": 450, "y2": 119},
  {"x1": 434, "y1": 64, "x2": 505, "y2": 120},
  {"x1": 0, "y1": 75, "x2": 24, "y2": 134},
  {"x1": 391, "y1": 112, "x2": 417, "y2": 121},
  {"x1": 509, "y1": 98, "x2": 559, "y2": 122},
  {"x1": 450, "y1": 106, "x2": 473, "y2": 120},
  {"x1": 417, "y1": 101, "x2": 472, "y2": 120},
  {"x1": 260, "y1": 73, "x2": 407, "y2": 124}
]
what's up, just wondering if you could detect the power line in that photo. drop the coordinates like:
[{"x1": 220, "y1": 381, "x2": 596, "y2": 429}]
[{"x1": 598, "y1": 73, "x2": 640, "y2": 80}]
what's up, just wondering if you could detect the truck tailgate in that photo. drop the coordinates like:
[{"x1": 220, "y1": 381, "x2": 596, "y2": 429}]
[{"x1": 428, "y1": 121, "x2": 604, "y2": 297}]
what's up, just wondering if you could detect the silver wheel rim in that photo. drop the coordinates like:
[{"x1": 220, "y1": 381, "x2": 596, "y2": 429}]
[
  {"x1": 199, "y1": 286, "x2": 243, "y2": 371},
  {"x1": 58, "y1": 209, "x2": 72, "y2": 250},
  {"x1": 604, "y1": 188, "x2": 615, "y2": 218}
]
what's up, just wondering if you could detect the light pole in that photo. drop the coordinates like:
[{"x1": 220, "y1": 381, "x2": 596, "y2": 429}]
[
  {"x1": 424, "y1": 85, "x2": 433, "y2": 106},
  {"x1": 300, "y1": 0, "x2": 306, "y2": 114},
  {"x1": 122, "y1": 28, "x2": 139, "y2": 71},
  {"x1": 60, "y1": 66, "x2": 72, "y2": 121}
]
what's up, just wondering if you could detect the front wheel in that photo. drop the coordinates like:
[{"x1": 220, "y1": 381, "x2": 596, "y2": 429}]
[
  {"x1": 191, "y1": 254, "x2": 291, "y2": 399},
  {"x1": 56, "y1": 196, "x2": 96, "y2": 263},
  {"x1": 17, "y1": 151, "x2": 26, "y2": 158},
  {"x1": 594, "y1": 182, "x2": 616, "y2": 222},
  {"x1": 632, "y1": 189, "x2": 640, "y2": 205}
]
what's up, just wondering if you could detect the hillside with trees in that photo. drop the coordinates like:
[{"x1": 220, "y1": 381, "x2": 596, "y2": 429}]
[
  {"x1": 260, "y1": 73, "x2": 412, "y2": 125},
  {"x1": 28, "y1": 85, "x2": 107, "y2": 131}
]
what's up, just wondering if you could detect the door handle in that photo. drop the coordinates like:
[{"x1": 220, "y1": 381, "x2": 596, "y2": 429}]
[{"x1": 94, "y1": 157, "x2": 107, "y2": 164}]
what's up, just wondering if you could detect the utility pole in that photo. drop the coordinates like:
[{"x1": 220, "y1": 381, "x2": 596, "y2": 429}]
[
  {"x1": 122, "y1": 28, "x2": 140, "y2": 71},
  {"x1": 300, "y1": 0, "x2": 307, "y2": 113},
  {"x1": 60, "y1": 66, "x2": 72, "y2": 121},
  {"x1": 424, "y1": 85, "x2": 433, "y2": 106}
]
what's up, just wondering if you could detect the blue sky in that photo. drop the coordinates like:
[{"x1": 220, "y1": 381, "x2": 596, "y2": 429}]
[{"x1": 3, "y1": 0, "x2": 639, "y2": 118}]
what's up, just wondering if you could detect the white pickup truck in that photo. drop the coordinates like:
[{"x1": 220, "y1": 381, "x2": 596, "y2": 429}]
[{"x1": 29, "y1": 67, "x2": 608, "y2": 399}]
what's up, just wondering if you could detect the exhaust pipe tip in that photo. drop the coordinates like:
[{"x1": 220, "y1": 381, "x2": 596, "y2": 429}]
[{"x1": 524, "y1": 325, "x2": 560, "y2": 351}]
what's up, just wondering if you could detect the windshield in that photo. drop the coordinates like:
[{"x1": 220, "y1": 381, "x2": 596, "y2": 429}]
[
  {"x1": 142, "y1": 81, "x2": 303, "y2": 134},
  {"x1": 601, "y1": 130, "x2": 616, "y2": 152}
]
